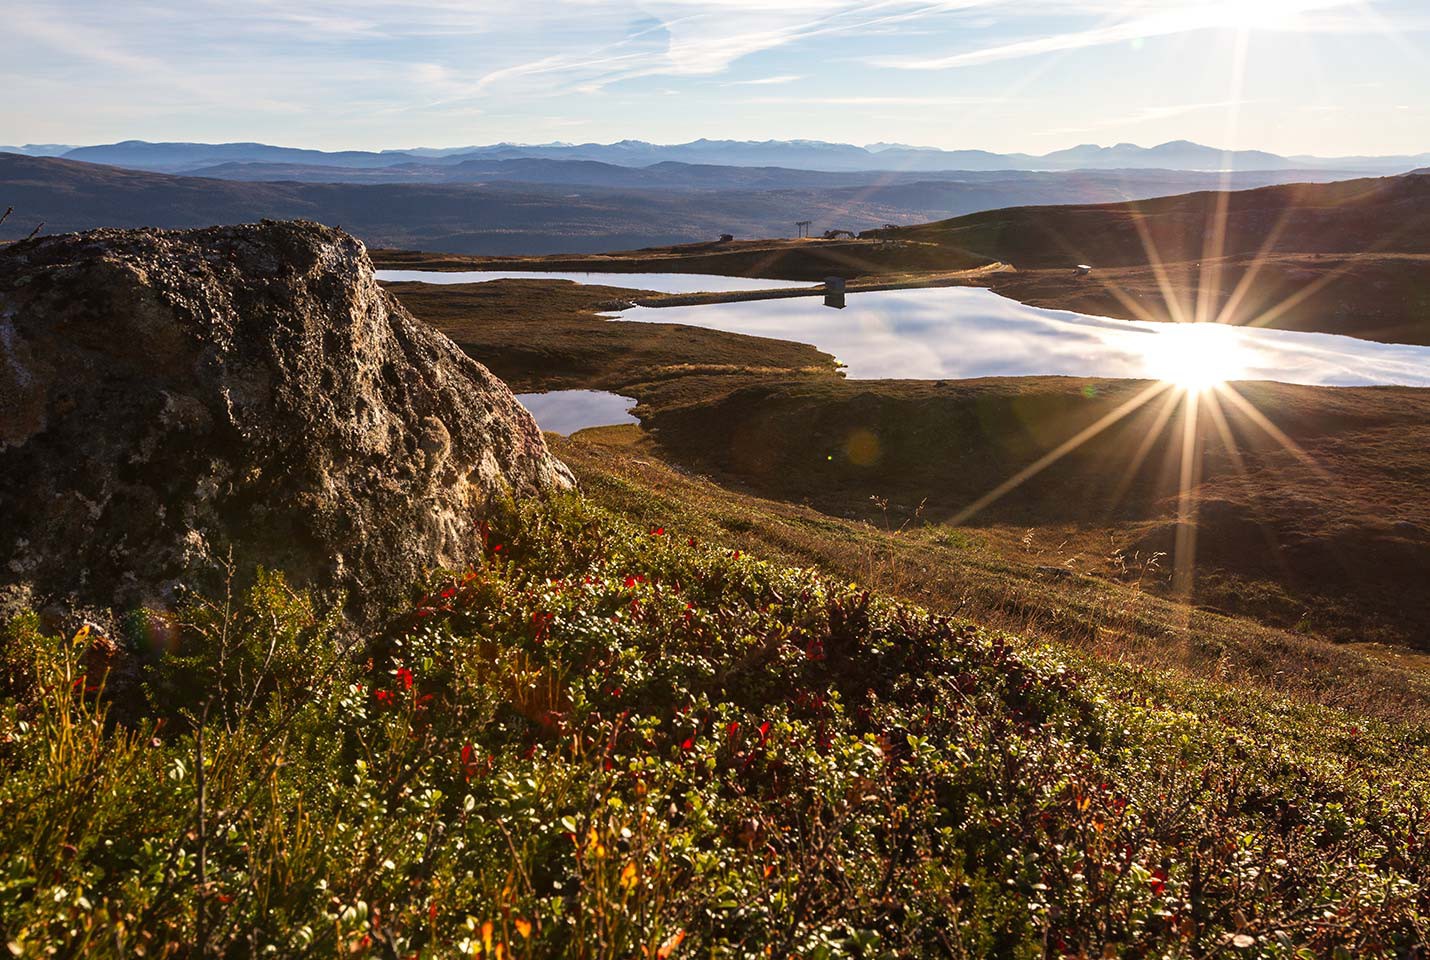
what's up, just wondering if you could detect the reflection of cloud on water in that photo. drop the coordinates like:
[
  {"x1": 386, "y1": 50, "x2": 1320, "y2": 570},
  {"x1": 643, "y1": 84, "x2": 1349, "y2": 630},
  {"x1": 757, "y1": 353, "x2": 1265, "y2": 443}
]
[
  {"x1": 617, "y1": 287, "x2": 1430, "y2": 388},
  {"x1": 516, "y1": 390, "x2": 639, "y2": 434}
]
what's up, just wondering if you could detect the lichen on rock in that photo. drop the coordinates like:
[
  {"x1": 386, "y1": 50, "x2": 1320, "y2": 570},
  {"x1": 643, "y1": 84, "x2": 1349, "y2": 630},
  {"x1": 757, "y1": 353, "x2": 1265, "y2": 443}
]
[{"x1": 0, "y1": 219, "x2": 573, "y2": 624}]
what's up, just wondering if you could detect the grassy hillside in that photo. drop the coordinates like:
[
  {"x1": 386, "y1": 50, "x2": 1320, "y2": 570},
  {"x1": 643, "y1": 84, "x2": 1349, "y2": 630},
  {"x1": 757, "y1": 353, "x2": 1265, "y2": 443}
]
[
  {"x1": 374, "y1": 237, "x2": 991, "y2": 281},
  {"x1": 556, "y1": 427, "x2": 1430, "y2": 720},
  {"x1": 381, "y1": 278, "x2": 840, "y2": 388},
  {"x1": 4, "y1": 494, "x2": 1430, "y2": 957},
  {"x1": 984, "y1": 253, "x2": 1430, "y2": 346},
  {"x1": 636, "y1": 376, "x2": 1430, "y2": 645},
  {"x1": 873, "y1": 174, "x2": 1430, "y2": 268}
]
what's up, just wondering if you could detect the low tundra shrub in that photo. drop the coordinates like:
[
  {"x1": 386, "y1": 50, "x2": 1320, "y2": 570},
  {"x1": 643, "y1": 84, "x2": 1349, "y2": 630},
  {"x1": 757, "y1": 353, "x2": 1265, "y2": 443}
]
[{"x1": 1, "y1": 495, "x2": 1427, "y2": 957}]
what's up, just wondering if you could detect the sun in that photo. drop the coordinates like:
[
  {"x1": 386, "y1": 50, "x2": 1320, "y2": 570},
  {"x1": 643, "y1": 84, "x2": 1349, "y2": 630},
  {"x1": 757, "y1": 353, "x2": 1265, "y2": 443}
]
[
  {"x1": 1139, "y1": 322, "x2": 1250, "y2": 392},
  {"x1": 1205, "y1": 0, "x2": 1337, "y2": 30}
]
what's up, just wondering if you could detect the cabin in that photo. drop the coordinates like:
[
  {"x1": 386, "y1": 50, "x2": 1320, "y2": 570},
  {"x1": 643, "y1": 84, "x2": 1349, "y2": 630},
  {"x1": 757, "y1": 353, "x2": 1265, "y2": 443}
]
[
  {"x1": 1074, "y1": 264, "x2": 1093, "y2": 276},
  {"x1": 823, "y1": 229, "x2": 856, "y2": 240}
]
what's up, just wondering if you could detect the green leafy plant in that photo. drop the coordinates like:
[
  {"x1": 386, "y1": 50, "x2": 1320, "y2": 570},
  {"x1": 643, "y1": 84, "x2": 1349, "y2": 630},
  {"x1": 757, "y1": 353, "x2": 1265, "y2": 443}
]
[{"x1": 2, "y1": 495, "x2": 1428, "y2": 957}]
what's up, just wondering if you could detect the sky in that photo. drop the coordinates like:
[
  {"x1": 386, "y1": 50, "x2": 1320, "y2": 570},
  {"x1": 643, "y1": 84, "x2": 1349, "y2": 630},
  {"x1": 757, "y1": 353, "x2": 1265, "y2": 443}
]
[{"x1": 4, "y1": 0, "x2": 1429, "y2": 157}]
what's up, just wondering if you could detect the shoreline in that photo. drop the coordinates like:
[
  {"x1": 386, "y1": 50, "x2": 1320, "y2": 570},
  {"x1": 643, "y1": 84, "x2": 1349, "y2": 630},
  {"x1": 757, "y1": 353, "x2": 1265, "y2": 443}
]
[
  {"x1": 594, "y1": 262, "x2": 1013, "y2": 309},
  {"x1": 373, "y1": 239, "x2": 1430, "y2": 347}
]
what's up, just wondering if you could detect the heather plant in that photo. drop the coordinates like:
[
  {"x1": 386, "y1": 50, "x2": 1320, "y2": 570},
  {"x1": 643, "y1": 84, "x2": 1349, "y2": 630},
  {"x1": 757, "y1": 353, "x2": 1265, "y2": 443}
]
[
  {"x1": 143, "y1": 567, "x2": 351, "y2": 729},
  {"x1": 1, "y1": 495, "x2": 1428, "y2": 957}
]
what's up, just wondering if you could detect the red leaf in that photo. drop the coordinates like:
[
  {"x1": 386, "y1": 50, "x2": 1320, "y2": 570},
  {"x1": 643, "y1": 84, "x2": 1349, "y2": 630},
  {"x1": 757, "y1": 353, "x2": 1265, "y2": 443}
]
[{"x1": 657, "y1": 929, "x2": 685, "y2": 959}]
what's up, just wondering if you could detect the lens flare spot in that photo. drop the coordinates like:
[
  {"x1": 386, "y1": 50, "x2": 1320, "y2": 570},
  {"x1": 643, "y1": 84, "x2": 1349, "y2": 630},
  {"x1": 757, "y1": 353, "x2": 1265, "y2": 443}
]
[
  {"x1": 129, "y1": 610, "x2": 182, "y2": 656},
  {"x1": 844, "y1": 428, "x2": 881, "y2": 467}
]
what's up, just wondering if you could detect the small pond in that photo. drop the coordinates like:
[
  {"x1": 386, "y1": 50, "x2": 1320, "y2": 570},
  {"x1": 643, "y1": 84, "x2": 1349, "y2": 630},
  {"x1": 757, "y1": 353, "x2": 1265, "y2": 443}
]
[{"x1": 515, "y1": 390, "x2": 639, "y2": 434}]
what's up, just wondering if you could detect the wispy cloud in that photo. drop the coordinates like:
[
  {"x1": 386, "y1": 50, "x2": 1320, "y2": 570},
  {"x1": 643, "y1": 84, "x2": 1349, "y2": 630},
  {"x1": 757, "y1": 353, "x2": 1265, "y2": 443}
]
[
  {"x1": 869, "y1": 0, "x2": 1365, "y2": 70},
  {"x1": 6, "y1": 2, "x2": 306, "y2": 114},
  {"x1": 744, "y1": 94, "x2": 1006, "y2": 105},
  {"x1": 468, "y1": 1, "x2": 1003, "y2": 97},
  {"x1": 4, "y1": 0, "x2": 1427, "y2": 156},
  {"x1": 723, "y1": 74, "x2": 804, "y2": 85}
]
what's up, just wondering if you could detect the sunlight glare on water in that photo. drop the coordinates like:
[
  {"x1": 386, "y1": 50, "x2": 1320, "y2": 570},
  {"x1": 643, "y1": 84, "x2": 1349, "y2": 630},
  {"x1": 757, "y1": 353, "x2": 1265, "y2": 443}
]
[
  {"x1": 1136, "y1": 322, "x2": 1251, "y2": 391},
  {"x1": 612, "y1": 286, "x2": 1430, "y2": 388}
]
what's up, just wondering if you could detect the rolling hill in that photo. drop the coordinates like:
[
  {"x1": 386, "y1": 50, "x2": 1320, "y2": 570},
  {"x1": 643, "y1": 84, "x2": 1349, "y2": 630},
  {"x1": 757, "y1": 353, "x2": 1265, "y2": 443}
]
[
  {"x1": 0, "y1": 153, "x2": 1383, "y2": 255},
  {"x1": 873, "y1": 173, "x2": 1430, "y2": 267}
]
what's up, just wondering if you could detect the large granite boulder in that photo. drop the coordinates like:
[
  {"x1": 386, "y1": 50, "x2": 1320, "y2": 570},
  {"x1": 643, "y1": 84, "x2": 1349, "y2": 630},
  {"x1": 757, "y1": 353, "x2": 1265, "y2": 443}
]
[{"x1": 0, "y1": 220, "x2": 572, "y2": 623}]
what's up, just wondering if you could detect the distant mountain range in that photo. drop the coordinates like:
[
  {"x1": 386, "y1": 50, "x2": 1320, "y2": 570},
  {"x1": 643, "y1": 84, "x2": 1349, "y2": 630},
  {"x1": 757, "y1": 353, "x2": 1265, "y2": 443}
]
[
  {"x1": 0, "y1": 153, "x2": 1387, "y2": 255},
  {"x1": 164, "y1": 157, "x2": 1357, "y2": 193},
  {"x1": 4, "y1": 138, "x2": 1428, "y2": 177},
  {"x1": 0, "y1": 144, "x2": 73, "y2": 157}
]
